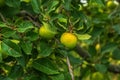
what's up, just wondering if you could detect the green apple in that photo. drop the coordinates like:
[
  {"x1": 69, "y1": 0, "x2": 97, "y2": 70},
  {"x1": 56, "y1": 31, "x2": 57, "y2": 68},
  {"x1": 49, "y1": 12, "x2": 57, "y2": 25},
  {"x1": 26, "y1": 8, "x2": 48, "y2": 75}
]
[
  {"x1": 107, "y1": 1, "x2": 118, "y2": 9},
  {"x1": 39, "y1": 22, "x2": 56, "y2": 39},
  {"x1": 91, "y1": 72, "x2": 104, "y2": 80}
]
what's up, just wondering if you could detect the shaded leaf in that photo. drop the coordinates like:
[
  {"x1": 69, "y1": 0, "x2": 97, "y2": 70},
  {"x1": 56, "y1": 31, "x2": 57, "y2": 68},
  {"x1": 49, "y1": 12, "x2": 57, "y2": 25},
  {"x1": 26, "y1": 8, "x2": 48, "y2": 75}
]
[
  {"x1": 8, "y1": 65, "x2": 24, "y2": 79},
  {"x1": 16, "y1": 54, "x2": 29, "y2": 67},
  {"x1": 112, "y1": 24, "x2": 120, "y2": 35},
  {"x1": 90, "y1": 0, "x2": 104, "y2": 7},
  {"x1": 0, "y1": 22, "x2": 8, "y2": 27},
  {"x1": 63, "y1": 0, "x2": 72, "y2": 10},
  {"x1": 38, "y1": 41, "x2": 53, "y2": 57},
  {"x1": 68, "y1": 51, "x2": 82, "y2": 64},
  {"x1": 64, "y1": 72, "x2": 71, "y2": 80},
  {"x1": 1, "y1": 39, "x2": 22, "y2": 57},
  {"x1": 1, "y1": 27, "x2": 16, "y2": 38},
  {"x1": 101, "y1": 43, "x2": 117, "y2": 54},
  {"x1": 32, "y1": 58, "x2": 59, "y2": 75},
  {"x1": 0, "y1": 75, "x2": 13, "y2": 80},
  {"x1": 95, "y1": 64, "x2": 107, "y2": 73},
  {"x1": 90, "y1": 27, "x2": 103, "y2": 38},
  {"x1": 0, "y1": 7, "x2": 20, "y2": 17},
  {"x1": 0, "y1": 41, "x2": 3, "y2": 62},
  {"x1": 50, "y1": 74, "x2": 64, "y2": 80},
  {"x1": 26, "y1": 31, "x2": 39, "y2": 41},
  {"x1": 6, "y1": 0, "x2": 20, "y2": 8},
  {"x1": 20, "y1": 41, "x2": 32, "y2": 55},
  {"x1": 31, "y1": 0, "x2": 41, "y2": 14},
  {"x1": 112, "y1": 48, "x2": 120, "y2": 60},
  {"x1": 17, "y1": 21, "x2": 34, "y2": 33},
  {"x1": 47, "y1": 1, "x2": 59, "y2": 13}
]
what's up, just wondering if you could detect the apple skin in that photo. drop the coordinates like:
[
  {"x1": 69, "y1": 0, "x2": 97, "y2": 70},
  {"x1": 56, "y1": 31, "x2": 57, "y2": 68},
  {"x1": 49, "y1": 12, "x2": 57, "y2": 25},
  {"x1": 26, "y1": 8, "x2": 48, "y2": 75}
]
[
  {"x1": 39, "y1": 26, "x2": 55, "y2": 39},
  {"x1": 107, "y1": 1, "x2": 118, "y2": 9},
  {"x1": 60, "y1": 32, "x2": 77, "y2": 49}
]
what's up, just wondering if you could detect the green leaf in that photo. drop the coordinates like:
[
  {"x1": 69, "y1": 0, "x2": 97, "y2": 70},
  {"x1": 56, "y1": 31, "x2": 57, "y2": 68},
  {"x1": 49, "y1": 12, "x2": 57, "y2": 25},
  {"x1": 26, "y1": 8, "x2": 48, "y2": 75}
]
[
  {"x1": 8, "y1": 65, "x2": 24, "y2": 79},
  {"x1": 57, "y1": 22, "x2": 67, "y2": 30},
  {"x1": 17, "y1": 21, "x2": 34, "y2": 33},
  {"x1": 26, "y1": 31, "x2": 39, "y2": 41},
  {"x1": 16, "y1": 53, "x2": 30, "y2": 67},
  {"x1": 95, "y1": 0, "x2": 104, "y2": 7},
  {"x1": 101, "y1": 43, "x2": 117, "y2": 54},
  {"x1": 20, "y1": 41, "x2": 32, "y2": 55},
  {"x1": 63, "y1": 0, "x2": 72, "y2": 10},
  {"x1": 0, "y1": 7, "x2": 20, "y2": 17},
  {"x1": 47, "y1": 1, "x2": 59, "y2": 13},
  {"x1": 112, "y1": 24, "x2": 120, "y2": 35},
  {"x1": 64, "y1": 72, "x2": 71, "y2": 80},
  {"x1": 0, "y1": 56, "x2": 2, "y2": 63},
  {"x1": 24, "y1": 73, "x2": 50, "y2": 80},
  {"x1": 32, "y1": 58, "x2": 59, "y2": 75},
  {"x1": 112, "y1": 48, "x2": 120, "y2": 60},
  {"x1": 0, "y1": 22, "x2": 8, "y2": 27},
  {"x1": 68, "y1": 51, "x2": 82, "y2": 64},
  {"x1": 1, "y1": 27, "x2": 16, "y2": 38},
  {"x1": 16, "y1": 57, "x2": 26, "y2": 67},
  {"x1": 90, "y1": 27, "x2": 103, "y2": 38},
  {"x1": 31, "y1": 0, "x2": 41, "y2": 14},
  {"x1": 1, "y1": 39, "x2": 22, "y2": 57},
  {"x1": 90, "y1": 0, "x2": 104, "y2": 7},
  {"x1": 23, "y1": 74, "x2": 38, "y2": 80},
  {"x1": 88, "y1": 45, "x2": 96, "y2": 57},
  {"x1": 58, "y1": 18, "x2": 67, "y2": 23},
  {"x1": 0, "y1": 53, "x2": 2, "y2": 62},
  {"x1": 6, "y1": 0, "x2": 20, "y2": 8},
  {"x1": 76, "y1": 34, "x2": 91, "y2": 40},
  {"x1": 95, "y1": 64, "x2": 107, "y2": 73},
  {"x1": 50, "y1": 74, "x2": 65, "y2": 80},
  {"x1": 0, "y1": 75, "x2": 13, "y2": 80},
  {"x1": 38, "y1": 41, "x2": 53, "y2": 57},
  {"x1": 0, "y1": 41, "x2": 3, "y2": 62}
]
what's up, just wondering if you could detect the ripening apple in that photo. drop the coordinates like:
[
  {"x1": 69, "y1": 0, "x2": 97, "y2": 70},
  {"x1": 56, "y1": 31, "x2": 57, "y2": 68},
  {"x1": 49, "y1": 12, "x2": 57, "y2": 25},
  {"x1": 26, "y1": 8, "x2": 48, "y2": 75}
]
[{"x1": 60, "y1": 32, "x2": 77, "y2": 49}]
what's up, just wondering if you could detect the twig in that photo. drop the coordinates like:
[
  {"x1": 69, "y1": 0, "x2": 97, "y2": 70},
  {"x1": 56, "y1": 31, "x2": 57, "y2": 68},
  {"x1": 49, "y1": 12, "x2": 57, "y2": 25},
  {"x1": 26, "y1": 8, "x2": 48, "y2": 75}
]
[
  {"x1": 17, "y1": 10, "x2": 41, "y2": 27},
  {"x1": 0, "y1": 12, "x2": 7, "y2": 23},
  {"x1": 26, "y1": 16, "x2": 40, "y2": 27},
  {"x1": 19, "y1": 10, "x2": 35, "y2": 19},
  {"x1": 66, "y1": 56, "x2": 74, "y2": 80},
  {"x1": 108, "y1": 64, "x2": 120, "y2": 73},
  {"x1": 75, "y1": 44, "x2": 120, "y2": 74},
  {"x1": 75, "y1": 44, "x2": 91, "y2": 60}
]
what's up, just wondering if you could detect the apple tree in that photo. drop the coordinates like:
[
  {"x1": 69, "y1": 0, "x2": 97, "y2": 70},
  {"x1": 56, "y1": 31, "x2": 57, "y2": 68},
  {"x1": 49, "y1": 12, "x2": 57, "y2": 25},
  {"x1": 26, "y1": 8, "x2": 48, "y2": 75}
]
[{"x1": 0, "y1": 0, "x2": 120, "y2": 80}]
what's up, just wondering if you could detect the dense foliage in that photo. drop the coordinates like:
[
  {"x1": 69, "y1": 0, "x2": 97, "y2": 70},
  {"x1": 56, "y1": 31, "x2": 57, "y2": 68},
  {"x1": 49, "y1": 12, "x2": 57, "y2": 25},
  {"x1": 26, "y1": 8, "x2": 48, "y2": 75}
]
[{"x1": 0, "y1": 0, "x2": 120, "y2": 80}]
